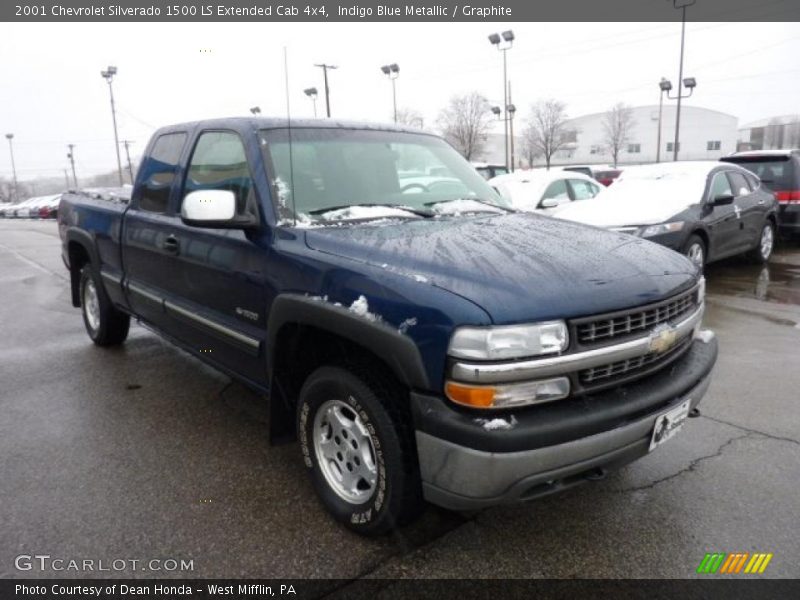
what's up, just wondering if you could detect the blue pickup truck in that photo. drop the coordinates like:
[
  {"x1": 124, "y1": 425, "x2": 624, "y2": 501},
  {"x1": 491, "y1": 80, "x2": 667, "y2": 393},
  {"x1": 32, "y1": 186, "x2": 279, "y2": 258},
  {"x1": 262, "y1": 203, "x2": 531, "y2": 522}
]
[{"x1": 59, "y1": 118, "x2": 717, "y2": 535}]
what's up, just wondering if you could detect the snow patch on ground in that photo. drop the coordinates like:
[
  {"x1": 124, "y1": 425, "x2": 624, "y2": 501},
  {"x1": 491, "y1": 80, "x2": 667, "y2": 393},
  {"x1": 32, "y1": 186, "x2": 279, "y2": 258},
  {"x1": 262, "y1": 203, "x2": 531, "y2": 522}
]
[
  {"x1": 694, "y1": 328, "x2": 715, "y2": 343},
  {"x1": 398, "y1": 317, "x2": 418, "y2": 334},
  {"x1": 348, "y1": 295, "x2": 381, "y2": 322},
  {"x1": 475, "y1": 416, "x2": 518, "y2": 431}
]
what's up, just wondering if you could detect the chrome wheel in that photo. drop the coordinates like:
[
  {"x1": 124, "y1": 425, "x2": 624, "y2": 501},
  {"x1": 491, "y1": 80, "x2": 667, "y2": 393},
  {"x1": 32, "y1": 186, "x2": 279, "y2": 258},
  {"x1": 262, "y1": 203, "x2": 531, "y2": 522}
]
[
  {"x1": 686, "y1": 242, "x2": 705, "y2": 267},
  {"x1": 760, "y1": 225, "x2": 774, "y2": 260},
  {"x1": 313, "y1": 399, "x2": 377, "y2": 504},
  {"x1": 83, "y1": 278, "x2": 100, "y2": 332}
]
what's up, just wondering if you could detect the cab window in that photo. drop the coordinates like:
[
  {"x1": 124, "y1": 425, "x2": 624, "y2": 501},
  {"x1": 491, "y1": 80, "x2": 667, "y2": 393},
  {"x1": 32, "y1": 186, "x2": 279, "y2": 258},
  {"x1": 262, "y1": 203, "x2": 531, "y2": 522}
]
[
  {"x1": 183, "y1": 131, "x2": 258, "y2": 219},
  {"x1": 568, "y1": 179, "x2": 599, "y2": 200},
  {"x1": 138, "y1": 132, "x2": 186, "y2": 213},
  {"x1": 541, "y1": 179, "x2": 570, "y2": 205},
  {"x1": 727, "y1": 172, "x2": 751, "y2": 197}
]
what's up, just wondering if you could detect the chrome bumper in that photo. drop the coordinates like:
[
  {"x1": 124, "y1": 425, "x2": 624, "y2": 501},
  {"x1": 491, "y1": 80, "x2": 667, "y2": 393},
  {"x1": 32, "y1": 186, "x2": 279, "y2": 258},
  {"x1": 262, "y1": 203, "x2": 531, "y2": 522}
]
[{"x1": 451, "y1": 304, "x2": 704, "y2": 384}]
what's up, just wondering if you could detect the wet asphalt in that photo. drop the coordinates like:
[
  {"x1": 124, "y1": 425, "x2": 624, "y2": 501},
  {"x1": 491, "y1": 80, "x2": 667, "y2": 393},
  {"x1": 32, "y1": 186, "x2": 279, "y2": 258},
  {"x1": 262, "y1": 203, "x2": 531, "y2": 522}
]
[{"x1": 1, "y1": 219, "x2": 798, "y2": 582}]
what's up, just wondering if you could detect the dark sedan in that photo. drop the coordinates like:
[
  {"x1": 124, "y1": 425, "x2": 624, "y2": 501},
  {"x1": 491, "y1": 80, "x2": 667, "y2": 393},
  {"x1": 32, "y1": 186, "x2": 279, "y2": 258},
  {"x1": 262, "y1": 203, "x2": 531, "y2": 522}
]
[{"x1": 555, "y1": 161, "x2": 779, "y2": 267}]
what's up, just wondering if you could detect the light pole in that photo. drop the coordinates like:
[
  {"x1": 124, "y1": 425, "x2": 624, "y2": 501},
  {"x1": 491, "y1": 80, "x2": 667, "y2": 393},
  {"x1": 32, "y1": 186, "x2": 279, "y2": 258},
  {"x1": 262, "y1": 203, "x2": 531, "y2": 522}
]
[
  {"x1": 100, "y1": 66, "x2": 124, "y2": 185},
  {"x1": 491, "y1": 100, "x2": 517, "y2": 173},
  {"x1": 304, "y1": 87, "x2": 318, "y2": 117},
  {"x1": 665, "y1": 76, "x2": 697, "y2": 161},
  {"x1": 380, "y1": 63, "x2": 400, "y2": 123},
  {"x1": 250, "y1": 106, "x2": 261, "y2": 116},
  {"x1": 122, "y1": 140, "x2": 135, "y2": 184},
  {"x1": 5, "y1": 133, "x2": 18, "y2": 202},
  {"x1": 669, "y1": 0, "x2": 697, "y2": 161},
  {"x1": 656, "y1": 78, "x2": 672, "y2": 163},
  {"x1": 488, "y1": 30, "x2": 514, "y2": 172},
  {"x1": 314, "y1": 63, "x2": 337, "y2": 118},
  {"x1": 67, "y1": 144, "x2": 78, "y2": 187}
]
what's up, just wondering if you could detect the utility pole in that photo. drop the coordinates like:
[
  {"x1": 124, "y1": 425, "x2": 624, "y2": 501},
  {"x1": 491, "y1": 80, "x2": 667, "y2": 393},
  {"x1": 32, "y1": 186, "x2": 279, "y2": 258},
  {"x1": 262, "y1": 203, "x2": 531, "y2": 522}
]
[
  {"x1": 314, "y1": 63, "x2": 337, "y2": 118},
  {"x1": 122, "y1": 140, "x2": 135, "y2": 184},
  {"x1": 5, "y1": 133, "x2": 18, "y2": 202},
  {"x1": 67, "y1": 144, "x2": 78, "y2": 187},
  {"x1": 671, "y1": 0, "x2": 696, "y2": 161},
  {"x1": 64, "y1": 169, "x2": 70, "y2": 189}
]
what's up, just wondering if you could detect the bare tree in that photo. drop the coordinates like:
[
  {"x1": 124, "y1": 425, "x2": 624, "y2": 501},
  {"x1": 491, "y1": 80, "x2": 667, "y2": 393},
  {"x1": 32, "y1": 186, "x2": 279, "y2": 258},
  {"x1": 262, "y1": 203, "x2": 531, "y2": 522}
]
[
  {"x1": 602, "y1": 103, "x2": 636, "y2": 168},
  {"x1": 436, "y1": 92, "x2": 493, "y2": 160},
  {"x1": 523, "y1": 99, "x2": 571, "y2": 169},
  {"x1": 764, "y1": 118, "x2": 784, "y2": 149},
  {"x1": 396, "y1": 107, "x2": 425, "y2": 130}
]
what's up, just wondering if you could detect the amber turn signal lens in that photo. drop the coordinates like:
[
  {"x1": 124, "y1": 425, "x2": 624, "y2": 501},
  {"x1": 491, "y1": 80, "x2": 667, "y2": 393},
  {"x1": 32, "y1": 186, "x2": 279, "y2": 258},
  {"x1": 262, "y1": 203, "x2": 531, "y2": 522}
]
[{"x1": 445, "y1": 381, "x2": 496, "y2": 408}]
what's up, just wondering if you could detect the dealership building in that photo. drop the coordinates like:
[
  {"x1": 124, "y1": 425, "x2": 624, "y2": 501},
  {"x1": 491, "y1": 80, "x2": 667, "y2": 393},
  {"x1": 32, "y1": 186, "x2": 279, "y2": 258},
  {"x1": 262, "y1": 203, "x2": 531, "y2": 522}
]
[{"x1": 476, "y1": 105, "x2": 738, "y2": 168}]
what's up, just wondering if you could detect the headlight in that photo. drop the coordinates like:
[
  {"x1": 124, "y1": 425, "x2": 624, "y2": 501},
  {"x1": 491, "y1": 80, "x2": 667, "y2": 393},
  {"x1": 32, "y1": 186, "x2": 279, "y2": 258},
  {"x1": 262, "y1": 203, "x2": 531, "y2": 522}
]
[
  {"x1": 640, "y1": 221, "x2": 685, "y2": 237},
  {"x1": 448, "y1": 321, "x2": 568, "y2": 360},
  {"x1": 445, "y1": 377, "x2": 570, "y2": 409}
]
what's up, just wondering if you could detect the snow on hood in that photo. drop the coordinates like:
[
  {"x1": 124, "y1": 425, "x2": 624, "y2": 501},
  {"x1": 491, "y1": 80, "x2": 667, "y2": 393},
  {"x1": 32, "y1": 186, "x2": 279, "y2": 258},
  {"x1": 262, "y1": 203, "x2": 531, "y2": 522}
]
[
  {"x1": 556, "y1": 164, "x2": 709, "y2": 227},
  {"x1": 319, "y1": 205, "x2": 420, "y2": 221}
]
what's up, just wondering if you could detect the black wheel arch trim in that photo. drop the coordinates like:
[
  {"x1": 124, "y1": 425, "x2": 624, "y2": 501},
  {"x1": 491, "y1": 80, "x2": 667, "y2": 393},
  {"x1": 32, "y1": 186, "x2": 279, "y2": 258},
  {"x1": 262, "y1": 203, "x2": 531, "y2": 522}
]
[
  {"x1": 266, "y1": 294, "x2": 430, "y2": 391},
  {"x1": 65, "y1": 227, "x2": 101, "y2": 307}
]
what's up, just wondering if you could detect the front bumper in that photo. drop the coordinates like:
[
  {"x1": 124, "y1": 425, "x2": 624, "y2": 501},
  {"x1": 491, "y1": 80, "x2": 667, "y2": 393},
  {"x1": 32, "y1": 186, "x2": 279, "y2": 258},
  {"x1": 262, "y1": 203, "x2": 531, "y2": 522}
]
[{"x1": 412, "y1": 336, "x2": 717, "y2": 510}]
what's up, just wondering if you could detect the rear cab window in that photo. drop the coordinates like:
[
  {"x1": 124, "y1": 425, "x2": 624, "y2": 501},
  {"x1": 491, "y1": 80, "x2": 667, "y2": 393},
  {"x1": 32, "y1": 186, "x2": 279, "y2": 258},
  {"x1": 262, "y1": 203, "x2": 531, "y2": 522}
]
[{"x1": 138, "y1": 132, "x2": 187, "y2": 213}]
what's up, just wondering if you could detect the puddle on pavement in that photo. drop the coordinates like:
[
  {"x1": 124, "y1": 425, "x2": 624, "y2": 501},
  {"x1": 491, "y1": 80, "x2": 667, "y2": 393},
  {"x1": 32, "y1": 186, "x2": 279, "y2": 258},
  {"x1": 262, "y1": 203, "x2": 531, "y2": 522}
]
[{"x1": 705, "y1": 249, "x2": 800, "y2": 306}]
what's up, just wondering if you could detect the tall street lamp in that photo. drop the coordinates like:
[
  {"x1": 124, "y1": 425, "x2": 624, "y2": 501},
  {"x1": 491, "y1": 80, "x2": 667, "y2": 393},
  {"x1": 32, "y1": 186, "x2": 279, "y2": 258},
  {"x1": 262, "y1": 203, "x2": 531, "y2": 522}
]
[
  {"x1": 669, "y1": 0, "x2": 697, "y2": 161},
  {"x1": 665, "y1": 76, "x2": 697, "y2": 161},
  {"x1": 656, "y1": 78, "x2": 672, "y2": 163},
  {"x1": 491, "y1": 99, "x2": 517, "y2": 173},
  {"x1": 304, "y1": 87, "x2": 319, "y2": 117},
  {"x1": 380, "y1": 63, "x2": 400, "y2": 123},
  {"x1": 488, "y1": 30, "x2": 514, "y2": 172},
  {"x1": 5, "y1": 133, "x2": 18, "y2": 202},
  {"x1": 100, "y1": 66, "x2": 124, "y2": 186},
  {"x1": 250, "y1": 106, "x2": 261, "y2": 116}
]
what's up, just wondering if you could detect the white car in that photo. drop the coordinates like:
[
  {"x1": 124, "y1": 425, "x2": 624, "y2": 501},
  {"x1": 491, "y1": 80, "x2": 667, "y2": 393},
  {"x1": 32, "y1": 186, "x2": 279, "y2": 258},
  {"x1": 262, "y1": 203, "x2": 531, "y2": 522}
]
[{"x1": 489, "y1": 169, "x2": 603, "y2": 214}]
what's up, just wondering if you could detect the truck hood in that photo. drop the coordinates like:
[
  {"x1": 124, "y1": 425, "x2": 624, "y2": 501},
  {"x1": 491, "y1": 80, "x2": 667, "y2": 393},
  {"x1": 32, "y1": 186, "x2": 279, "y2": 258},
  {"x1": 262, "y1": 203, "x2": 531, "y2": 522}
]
[{"x1": 304, "y1": 213, "x2": 698, "y2": 324}]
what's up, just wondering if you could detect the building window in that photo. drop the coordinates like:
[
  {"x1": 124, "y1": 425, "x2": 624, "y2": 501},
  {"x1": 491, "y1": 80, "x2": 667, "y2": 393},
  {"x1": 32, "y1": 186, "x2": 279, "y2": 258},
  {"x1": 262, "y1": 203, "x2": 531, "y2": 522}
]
[
  {"x1": 666, "y1": 142, "x2": 680, "y2": 152},
  {"x1": 590, "y1": 145, "x2": 603, "y2": 155},
  {"x1": 627, "y1": 143, "x2": 641, "y2": 153},
  {"x1": 707, "y1": 140, "x2": 721, "y2": 151}
]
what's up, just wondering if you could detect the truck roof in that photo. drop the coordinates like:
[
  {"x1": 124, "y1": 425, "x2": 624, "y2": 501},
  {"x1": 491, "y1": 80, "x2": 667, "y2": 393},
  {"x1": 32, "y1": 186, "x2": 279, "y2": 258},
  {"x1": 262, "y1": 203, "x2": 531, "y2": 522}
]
[{"x1": 154, "y1": 117, "x2": 432, "y2": 137}]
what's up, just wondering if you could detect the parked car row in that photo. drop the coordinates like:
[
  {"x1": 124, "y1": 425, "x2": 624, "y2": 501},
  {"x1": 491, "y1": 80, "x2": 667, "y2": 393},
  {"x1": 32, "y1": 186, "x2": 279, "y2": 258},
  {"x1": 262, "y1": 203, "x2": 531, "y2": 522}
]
[
  {"x1": 486, "y1": 152, "x2": 788, "y2": 268},
  {"x1": 0, "y1": 194, "x2": 62, "y2": 219}
]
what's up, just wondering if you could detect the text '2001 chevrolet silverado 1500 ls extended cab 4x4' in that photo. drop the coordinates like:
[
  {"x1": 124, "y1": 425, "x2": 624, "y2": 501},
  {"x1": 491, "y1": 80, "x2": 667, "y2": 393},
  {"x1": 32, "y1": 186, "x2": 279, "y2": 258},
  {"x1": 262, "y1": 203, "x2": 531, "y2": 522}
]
[{"x1": 59, "y1": 118, "x2": 717, "y2": 535}]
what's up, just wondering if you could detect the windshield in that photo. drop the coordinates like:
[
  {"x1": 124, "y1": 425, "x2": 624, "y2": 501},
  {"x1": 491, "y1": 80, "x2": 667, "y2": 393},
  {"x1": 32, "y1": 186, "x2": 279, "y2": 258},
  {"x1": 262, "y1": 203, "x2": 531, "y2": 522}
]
[{"x1": 259, "y1": 128, "x2": 508, "y2": 225}]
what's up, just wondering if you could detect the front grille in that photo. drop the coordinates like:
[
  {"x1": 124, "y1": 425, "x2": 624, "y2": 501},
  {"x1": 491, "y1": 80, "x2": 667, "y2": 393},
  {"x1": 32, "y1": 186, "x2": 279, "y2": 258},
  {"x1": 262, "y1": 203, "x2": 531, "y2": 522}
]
[
  {"x1": 579, "y1": 335, "x2": 693, "y2": 386},
  {"x1": 575, "y1": 286, "x2": 698, "y2": 346}
]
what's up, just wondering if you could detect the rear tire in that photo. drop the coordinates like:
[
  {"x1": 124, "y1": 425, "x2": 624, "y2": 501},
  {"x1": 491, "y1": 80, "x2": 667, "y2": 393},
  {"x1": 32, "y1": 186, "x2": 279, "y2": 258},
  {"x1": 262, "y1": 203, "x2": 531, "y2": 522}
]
[
  {"x1": 683, "y1": 235, "x2": 706, "y2": 269},
  {"x1": 80, "y1": 265, "x2": 130, "y2": 346},
  {"x1": 297, "y1": 364, "x2": 424, "y2": 536},
  {"x1": 746, "y1": 221, "x2": 775, "y2": 264}
]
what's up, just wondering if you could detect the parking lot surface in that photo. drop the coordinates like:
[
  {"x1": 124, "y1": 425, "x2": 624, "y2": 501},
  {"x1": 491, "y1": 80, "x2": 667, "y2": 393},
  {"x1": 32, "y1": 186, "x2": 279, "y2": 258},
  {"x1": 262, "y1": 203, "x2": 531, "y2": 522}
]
[{"x1": 1, "y1": 219, "x2": 799, "y2": 581}]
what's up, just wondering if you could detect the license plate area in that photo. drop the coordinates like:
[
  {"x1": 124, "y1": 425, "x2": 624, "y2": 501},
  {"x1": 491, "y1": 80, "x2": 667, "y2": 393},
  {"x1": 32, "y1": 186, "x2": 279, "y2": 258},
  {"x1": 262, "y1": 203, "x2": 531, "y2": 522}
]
[{"x1": 649, "y1": 399, "x2": 691, "y2": 451}]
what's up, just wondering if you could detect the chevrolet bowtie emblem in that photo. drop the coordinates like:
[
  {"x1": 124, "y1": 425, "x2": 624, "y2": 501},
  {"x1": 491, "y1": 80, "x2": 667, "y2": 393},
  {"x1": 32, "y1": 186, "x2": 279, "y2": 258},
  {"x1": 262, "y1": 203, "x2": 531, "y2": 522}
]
[{"x1": 648, "y1": 324, "x2": 679, "y2": 354}]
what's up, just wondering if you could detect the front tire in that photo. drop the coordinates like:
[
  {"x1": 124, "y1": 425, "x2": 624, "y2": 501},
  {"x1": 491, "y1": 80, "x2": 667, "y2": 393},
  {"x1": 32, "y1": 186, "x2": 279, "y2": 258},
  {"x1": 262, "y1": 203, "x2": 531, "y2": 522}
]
[
  {"x1": 683, "y1": 235, "x2": 707, "y2": 269},
  {"x1": 297, "y1": 365, "x2": 424, "y2": 535},
  {"x1": 80, "y1": 265, "x2": 130, "y2": 346},
  {"x1": 746, "y1": 221, "x2": 775, "y2": 263}
]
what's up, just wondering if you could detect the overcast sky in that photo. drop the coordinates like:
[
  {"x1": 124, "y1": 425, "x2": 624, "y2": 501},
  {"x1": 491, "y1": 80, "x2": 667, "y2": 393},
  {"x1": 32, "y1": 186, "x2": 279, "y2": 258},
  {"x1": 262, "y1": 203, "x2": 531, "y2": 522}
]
[{"x1": 1, "y1": 21, "x2": 799, "y2": 181}]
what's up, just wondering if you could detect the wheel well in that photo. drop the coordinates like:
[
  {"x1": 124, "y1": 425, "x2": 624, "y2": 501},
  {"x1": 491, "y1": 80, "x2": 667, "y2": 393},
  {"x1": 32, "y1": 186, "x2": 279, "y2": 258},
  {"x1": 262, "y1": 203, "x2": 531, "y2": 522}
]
[
  {"x1": 268, "y1": 324, "x2": 404, "y2": 443},
  {"x1": 690, "y1": 229, "x2": 710, "y2": 254},
  {"x1": 68, "y1": 241, "x2": 91, "y2": 307}
]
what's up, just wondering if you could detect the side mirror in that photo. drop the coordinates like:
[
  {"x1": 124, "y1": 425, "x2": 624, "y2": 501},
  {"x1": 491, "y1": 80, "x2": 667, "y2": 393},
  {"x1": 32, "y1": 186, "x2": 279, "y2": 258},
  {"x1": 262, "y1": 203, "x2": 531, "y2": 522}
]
[
  {"x1": 711, "y1": 194, "x2": 734, "y2": 206},
  {"x1": 540, "y1": 198, "x2": 559, "y2": 209},
  {"x1": 181, "y1": 190, "x2": 257, "y2": 229}
]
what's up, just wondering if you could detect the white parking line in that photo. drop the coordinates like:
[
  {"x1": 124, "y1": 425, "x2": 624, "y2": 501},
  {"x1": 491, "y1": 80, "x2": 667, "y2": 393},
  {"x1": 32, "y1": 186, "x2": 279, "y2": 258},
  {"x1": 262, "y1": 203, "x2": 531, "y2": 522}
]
[{"x1": 0, "y1": 241, "x2": 59, "y2": 277}]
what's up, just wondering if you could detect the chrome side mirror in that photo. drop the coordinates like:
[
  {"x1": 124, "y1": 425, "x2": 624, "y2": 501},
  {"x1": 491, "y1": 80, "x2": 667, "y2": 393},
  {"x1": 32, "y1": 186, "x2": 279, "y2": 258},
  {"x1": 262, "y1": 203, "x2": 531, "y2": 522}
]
[{"x1": 181, "y1": 190, "x2": 257, "y2": 229}]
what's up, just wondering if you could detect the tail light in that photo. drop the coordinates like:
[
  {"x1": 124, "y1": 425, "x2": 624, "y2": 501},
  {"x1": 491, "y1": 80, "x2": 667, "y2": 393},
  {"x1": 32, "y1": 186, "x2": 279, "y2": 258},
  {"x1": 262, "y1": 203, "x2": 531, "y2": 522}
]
[
  {"x1": 39, "y1": 206, "x2": 50, "y2": 218},
  {"x1": 775, "y1": 190, "x2": 800, "y2": 204}
]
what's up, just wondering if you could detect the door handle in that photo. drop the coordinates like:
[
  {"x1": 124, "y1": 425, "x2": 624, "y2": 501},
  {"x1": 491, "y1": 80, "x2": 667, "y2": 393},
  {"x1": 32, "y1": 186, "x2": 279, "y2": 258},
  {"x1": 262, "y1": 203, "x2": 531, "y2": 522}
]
[
  {"x1": 758, "y1": 199, "x2": 766, "y2": 205},
  {"x1": 162, "y1": 235, "x2": 180, "y2": 255}
]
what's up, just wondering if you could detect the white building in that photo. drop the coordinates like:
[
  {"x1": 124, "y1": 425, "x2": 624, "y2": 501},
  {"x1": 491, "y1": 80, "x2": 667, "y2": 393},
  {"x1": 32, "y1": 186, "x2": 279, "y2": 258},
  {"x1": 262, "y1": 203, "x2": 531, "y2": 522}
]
[
  {"x1": 738, "y1": 115, "x2": 800, "y2": 151},
  {"x1": 552, "y1": 105, "x2": 738, "y2": 166},
  {"x1": 471, "y1": 105, "x2": 738, "y2": 169}
]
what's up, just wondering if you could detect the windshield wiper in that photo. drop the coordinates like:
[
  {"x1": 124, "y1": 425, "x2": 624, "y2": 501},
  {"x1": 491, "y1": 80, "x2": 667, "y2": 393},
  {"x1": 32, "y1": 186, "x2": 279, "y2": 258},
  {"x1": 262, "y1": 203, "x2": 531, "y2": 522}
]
[
  {"x1": 424, "y1": 198, "x2": 516, "y2": 213},
  {"x1": 309, "y1": 203, "x2": 434, "y2": 218}
]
